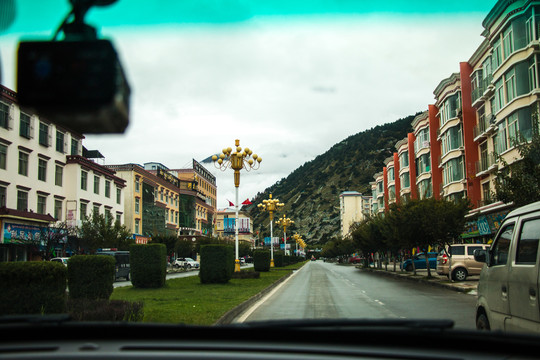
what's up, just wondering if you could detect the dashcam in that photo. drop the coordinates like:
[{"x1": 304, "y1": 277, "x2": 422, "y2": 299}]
[{"x1": 17, "y1": 39, "x2": 130, "y2": 134}]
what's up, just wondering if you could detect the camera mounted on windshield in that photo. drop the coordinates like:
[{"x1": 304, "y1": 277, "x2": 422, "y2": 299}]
[{"x1": 17, "y1": 0, "x2": 130, "y2": 134}]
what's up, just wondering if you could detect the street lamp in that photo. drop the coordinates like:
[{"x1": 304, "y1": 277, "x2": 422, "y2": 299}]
[
  {"x1": 257, "y1": 193, "x2": 284, "y2": 267},
  {"x1": 275, "y1": 215, "x2": 293, "y2": 256},
  {"x1": 212, "y1": 139, "x2": 261, "y2": 272},
  {"x1": 293, "y1": 233, "x2": 306, "y2": 257}
]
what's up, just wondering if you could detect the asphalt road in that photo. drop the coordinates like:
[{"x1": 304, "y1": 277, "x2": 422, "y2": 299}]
[{"x1": 235, "y1": 261, "x2": 477, "y2": 330}]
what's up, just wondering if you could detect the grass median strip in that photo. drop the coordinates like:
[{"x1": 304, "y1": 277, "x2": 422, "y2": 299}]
[{"x1": 111, "y1": 262, "x2": 307, "y2": 325}]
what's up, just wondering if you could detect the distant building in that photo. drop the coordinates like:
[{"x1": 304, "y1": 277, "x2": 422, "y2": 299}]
[
  {"x1": 215, "y1": 208, "x2": 253, "y2": 245},
  {"x1": 339, "y1": 191, "x2": 372, "y2": 239}
]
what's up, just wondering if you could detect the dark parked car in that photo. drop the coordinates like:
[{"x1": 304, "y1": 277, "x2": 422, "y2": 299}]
[{"x1": 401, "y1": 252, "x2": 438, "y2": 272}]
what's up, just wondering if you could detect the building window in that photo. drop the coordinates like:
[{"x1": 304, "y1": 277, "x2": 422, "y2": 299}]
[
  {"x1": 93, "y1": 204, "x2": 100, "y2": 216},
  {"x1": 116, "y1": 213, "x2": 121, "y2": 224},
  {"x1": 387, "y1": 167, "x2": 394, "y2": 182},
  {"x1": 399, "y1": 151, "x2": 409, "y2": 167},
  {"x1": 503, "y1": 25, "x2": 514, "y2": 60},
  {"x1": 116, "y1": 187, "x2": 121, "y2": 204},
  {"x1": 37, "y1": 194, "x2": 47, "y2": 214},
  {"x1": 54, "y1": 199, "x2": 63, "y2": 220},
  {"x1": 492, "y1": 38, "x2": 502, "y2": 70},
  {"x1": 400, "y1": 172, "x2": 410, "y2": 189},
  {"x1": 18, "y1": 151, "x2": 29, "y2": 176},
  {"x1": 105, "y1": 208, "x2": 112, "y2": 224},
  {"x1": 17, "y1": 190, "x2": 28, "y2": 211},
  {"x1": 505, "y1": 68, "x2": 516, "y2": 103},
  {"x1": 135, "y1": 198, "x2": 140, "y2": 214},
  {"x1": 443, "y1": 156, "x2": 464, "y2": 185},
  {"x1": 56, "y1": 131, "x2": 65, "y2": 153},
  {"x1": 55, "y1": 165, "x2": 63, "y2": 186},
  {"x1": 39, "y1": 123, "x2": 50, "y2": 146},
  {"x1": 80, "y1": 202, "x2": 87, "y2": 221},
  {"x1": 38, "y1": 158, "x2": 47, "y2": 182},
  {"x1": 105, "y1": 180, "x2": 111, "y2": 198},
  {"x1": 494, "y1": 78, "x2": 504, "y2": 113},
  {"x1": 19, "y1": 113, "x2": 31, "y2": 139},
  {"x1": 135, "y1": 219, "x2": 140, "y2": 234},
  {"x1": 0, "y1": 102, "x2": 8, "y2": 129},
  {"x1": 93, "y1": 175, "x2": 100, "y2": 194},
  {"x1": 81, "y1": 171, "x2": 89, "y2": 191},
  {"x1": 135, "y1": 177, "x2": 140, "y2": 192},
  {"x1": 0, "y1": 143, "x2": 7, "y2": 170},
  {"x1": 529, "y1": 57, "x2": 537, "y2": 91},
  {"x1": 71, "y1": 138, "x2": 79, "y2": 155},
  {"x1": 0, "y1": 186, "x2": 6, "y2": 207}
]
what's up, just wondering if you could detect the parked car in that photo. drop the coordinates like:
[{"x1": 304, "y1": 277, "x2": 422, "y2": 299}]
[
  {"x1": 348, "y1": 256, "x2": 363, "y2": 264},
  {"x1": 174, "y1": 257, "x2": 200, "y2": 269},
  {"x1": 50, "y1": 257, "x2": 69, "y2": 267},
  {"x1": 475, "y1": 201, "x2": 540, "y2": 333},
  {"x1": 437, "y1": 243, "x2": 490, "y2": 281},
  {"x1": 401, "y1": 252, "x2": 438, "y2": 272}
]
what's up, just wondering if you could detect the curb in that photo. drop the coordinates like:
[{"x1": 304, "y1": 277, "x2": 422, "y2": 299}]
[
  {"x1": 359, "y1": 267, "x2": 477, "y2": 294},
  {"x1": 214, "y1": 270, "x2": 296, "y2": 326}
]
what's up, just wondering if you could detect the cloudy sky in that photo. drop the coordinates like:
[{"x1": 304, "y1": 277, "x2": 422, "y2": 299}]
[{"x1": 1, "y1": 0, "x2": 495, "y2": 208}]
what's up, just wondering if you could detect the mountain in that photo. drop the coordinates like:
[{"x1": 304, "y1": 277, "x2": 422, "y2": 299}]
[{"x1": 246, "y1": 113, "x2": 418, "y2": 244}]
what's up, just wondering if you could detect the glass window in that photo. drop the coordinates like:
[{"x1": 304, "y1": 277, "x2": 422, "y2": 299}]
[
  {"x1": 505, "y1": 68, "x2": 516, "y2": 102},
  {"x1": 38, "y1": 159, "x2": 47, "y2": 182},
  {"x1": 399, "y1": 151, "x2": 409, "y2": 167},
  {"x1": 491, "y1": 224, "x2": 514, "y2": 266},
  {"x1": 503, "y1": 26, "x2": 514, "y2": 59},
  {"x1": 0, "y1": 186, "x2": 5, "y2": 207},
  {"x1": 18, "y1": 151, "x2": 29, "y2": 176},
  {"x1": 93, "y1": 204, "x2": 100, "y2": 216},
  {"x1": 450, "y1": 246, "x2": 465, "y2": 256},
  {"x1": 16, "y1": 190, "x2": 28, "y2": 211},
  {"x1": 135, "y1": 197, "x2": 140, "y2": 214},
  {"x1": 135, "y1": 218, "x2": 140, "y2": 234},
  {"x1": 105, "y1": 180, "x2": 111, "y2": 198},
  {"x1": 56, "y1": 131, "x2": 65, "y2": 153},
  {"x1": 55, "y1": 165, "x2": 63, "y2": 186},
  {"x1": 492, "y1": 38, "x2": 502, "y2": 69},
  {"x1": 0, "y1": 143, "x2": 7, "y2": 170},
  {"x1": 39, "y1": 123, "x2": 49, "y2": 146},
  {"x1": 516, "y1": 218, "x2": 540, "y2": 264},
  {"x1": 19, "y1": 113, "x2": 31, "y2": 138},
  {"x1": 467, "y1": 246, "x2": 484, "y2": 256},
  {"x1": 387, "y1": 167, "x2": 394, "y2": 181},
  {"x1": 400, "y1": 172, "x2": 410, "y2": 189},
  {"x1": 54, "y1": 199, "x2": 62, "y2": 220},
  {"x1": 71, "y1": 138, "x2": 79, "y2": 155},
  {"x1": 94, "y1": 175, "x2": 100, "y2": 194},
  {"x1": 80, "y1": 202, "x2": 87, "y2": 221},
  {"x1": 507, "y1": 113, "x2": 518, "y2": 146},
  {"x1": 494, "y1": 78, "x2": 504, "y2": 112},
  {"x1": 135, "y1": 177, "x2": 140, "y2": 192},
  {"x1": 116, "y1": 187, "x2": 121, "y2": 204},
  {"x1": 81, "y1": 170, "x2": 88, "y2": 190},
  {"x1": 37, "y1": 195, "x2": 47, "y2": 214},
  {"x1": 496, "y1": 123, "x2": 508, "y2": 154},
  {"x1": 0, "y1": 102, "x2": 8, "y2": 129},
  {"x1": 116, "y1": 213, "x2": 121, "y2": 224}
]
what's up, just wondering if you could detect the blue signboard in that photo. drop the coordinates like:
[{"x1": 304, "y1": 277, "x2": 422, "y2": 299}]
[{"x1": 477, "y1": 216, "x2": 491, "y2": 236}]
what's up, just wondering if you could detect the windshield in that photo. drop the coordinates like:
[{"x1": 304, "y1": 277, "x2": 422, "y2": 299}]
[{"x1": 3, "y1": 0, "x2": 540, "y2": 340}]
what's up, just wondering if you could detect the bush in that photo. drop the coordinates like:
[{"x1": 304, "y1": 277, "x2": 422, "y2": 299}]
[
  {"x1": 199, "y1": 244, "x2": 234, "y2": 284},
  {"x1": 68, "y1": 255, "x2": 115, "y2": 300},
  {"x1": 274, "y1": 251, "x2": 285, "y2": 267},
  {"x1": 67, "y1": 298, "x2": 144, "y2": 321},
  {"x1": 0, "y1": 261, "x2": 67, "y2": 315},
  {"x1": 231, "y1": 270, "x2": 260, "y2": 279},
  {"x1": 284, "y1": 255, "x2": 290, "y2": 266},
  {"x1": 253, "y1": 250, "x2": 271, "y2": 272},
  {"x1": 130, "y1": 244, "x2": 167, "y2": 288}
]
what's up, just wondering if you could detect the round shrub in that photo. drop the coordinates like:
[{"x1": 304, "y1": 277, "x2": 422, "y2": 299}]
[
  {"x1": 199, "y1": 244, "x2": 234, "y2": 284},
  {"x1": 253, "y1": 250, "x2": 271, "y2": 272},
  {"x1": 274, "y1": 251, "x2": 285, "y2": 267},
  {"x1": 68, "y1": 255, "x2": 115, "y2": 300},
  {"x1": 130, "y1": 243, "x2": 167, "y2": 288},
  {"x1": 0, "y1": 261, "x2": 67, "y2": 315}
]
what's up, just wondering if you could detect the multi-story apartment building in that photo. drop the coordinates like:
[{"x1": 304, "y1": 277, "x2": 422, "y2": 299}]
[
  {"x1": 339, "y1": 191, "x2": 372, "y2": 239},
  {"x1": 0, "y1": 85, "x2": 126, "y2": 261},
  {"x1": 171, "y1": 159, "x2": 217, "y2": 237},
  {"x1": 395, "y1": 139, "x2": 411, "y2": 201},
  {"x1": 384, "y1": 157, "x2": 396, "y2": 206},
  {"x1": 411, "y1": 111, "x2": 433, "y2": 200},
  {"x1": 215, "y1": 208, "x2": 253, "y2": 245},
  {"x1": 373, "y1": 171, "x2": 385, "y2": 214},
  {"x1": 108, "y1": 162, "x2": 199, "y2": 241}
]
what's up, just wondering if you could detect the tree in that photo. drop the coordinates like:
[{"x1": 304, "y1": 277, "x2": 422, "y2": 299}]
[
  {"x1": 494, "y1": 132, "x2": 540, "y2": 207},
  {"x1": 152, "y1": 235, "x2": 178, "y2": 258},
  {"x1": 79, "y1": 214, "x2": 133, "y2": 252},
  {"x1": 38, "y1": 222, "x2": 77, "y2": 260}
]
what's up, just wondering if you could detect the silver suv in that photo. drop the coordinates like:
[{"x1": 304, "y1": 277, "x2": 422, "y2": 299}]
[{"x1": 436, "y1": 243, "x2": 490, "y2": 281}]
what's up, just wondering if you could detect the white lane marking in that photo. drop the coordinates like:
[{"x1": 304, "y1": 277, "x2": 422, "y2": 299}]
[
  {"x1": 375, "y1": 300, "x2": 385, "y2": 306},
  {"x1": 235, "y1": 264, "x2": 308, "y2": 323}
]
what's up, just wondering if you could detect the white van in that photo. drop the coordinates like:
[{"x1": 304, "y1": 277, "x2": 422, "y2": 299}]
[{"x1": 474, "y1": 201, "x2": 540, "y2": 333}]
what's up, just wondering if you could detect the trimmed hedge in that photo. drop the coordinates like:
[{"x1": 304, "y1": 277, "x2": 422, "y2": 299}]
[
  {"x1": 274, "y1": 251, "x2": 285, "y2": 267},
  {"x1": 253, "y1": 250, "x2": 271, "y2": 272},
  {"x1": 199, "y1": 244, "x2": 234, "y2": 284},
  {"x1": 284, "y1": 255, "x2": 290, "y2": 266},
  {"x1": 67, "y1": 298, "x2": 144, "y2": 321},
  {"x1": 130, "y1": 243, "x2": 167, "y2": 288},
  {"x1": 0, "y1": 261, "x2": 67, "y2": 315},
  {"x1": 68, "y1": 255, "x2": 115, "y2": 300}
]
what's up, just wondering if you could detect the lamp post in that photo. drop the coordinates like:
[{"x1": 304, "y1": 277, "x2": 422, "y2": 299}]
[
  {"x1": 257, "y1": 194, "x2": 284, "y2": 267},
  {"x1": 212, "y1": 139, "x2": 261, "y2": 272},
  {"x1": 275, "y1": 215, "x2": 293, "y2": 256},
  {"x1": 293, "y1": 233, "x2": 306, "y2": 257}
]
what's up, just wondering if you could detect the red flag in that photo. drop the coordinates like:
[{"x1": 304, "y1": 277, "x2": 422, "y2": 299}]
[
  {"x1": 228, "y1": 200, "x2": 235, "y2": 207},
  {"x1": 242, "y1": 198, "x2": 252, "y2": 205}
]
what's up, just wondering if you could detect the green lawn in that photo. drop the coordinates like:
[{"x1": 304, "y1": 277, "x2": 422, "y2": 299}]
[{"x1": 111, "y1": 262, "x2": 306, "y2": 325}]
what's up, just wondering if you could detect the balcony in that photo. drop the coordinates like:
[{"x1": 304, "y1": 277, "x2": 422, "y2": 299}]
[
  {"x1": 481, "y1": 74, "x2": 494, "y2": 97},
  {"x1": 471, "y1": 84, "x2": 486, "y2": 106},
  {"x1": 473, "y1": 113, "x2": 496, "y2": 142},
  {"x1": 475, "y1": 153, "x2": 498, "y2": 177}
]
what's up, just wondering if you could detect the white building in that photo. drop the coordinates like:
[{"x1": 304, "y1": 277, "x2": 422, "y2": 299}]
[
  {"x1": 0, "y1": 85, "x2": 126, "y2": 262},
  {"x1": 339, "y1": 191, "x2": 372, "y2": 239}
]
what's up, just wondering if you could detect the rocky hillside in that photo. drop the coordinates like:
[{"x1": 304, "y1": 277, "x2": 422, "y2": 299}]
[{"x1": 246, "y1": 113, "x2": 418, "y2": 244}]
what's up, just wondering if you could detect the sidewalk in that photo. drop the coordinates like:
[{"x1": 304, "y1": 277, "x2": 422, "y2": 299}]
[{"x1": 357, "y1": 264, "x2": 478, "y2": 295}]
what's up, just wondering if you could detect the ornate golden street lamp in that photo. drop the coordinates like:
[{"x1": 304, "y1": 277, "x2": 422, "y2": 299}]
[
  {"x1": 257, "y1": 193, "x2": 284, "y2": 267},
  {"x1": 275, "y1": 215, "x2": 293, "y2": 256},
  {"x1": 212, "y1": 139, "x2": 261, "y2": 272},
  {"x1": 293, "y1": 233, "x2": 306, "y2": 257}
]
